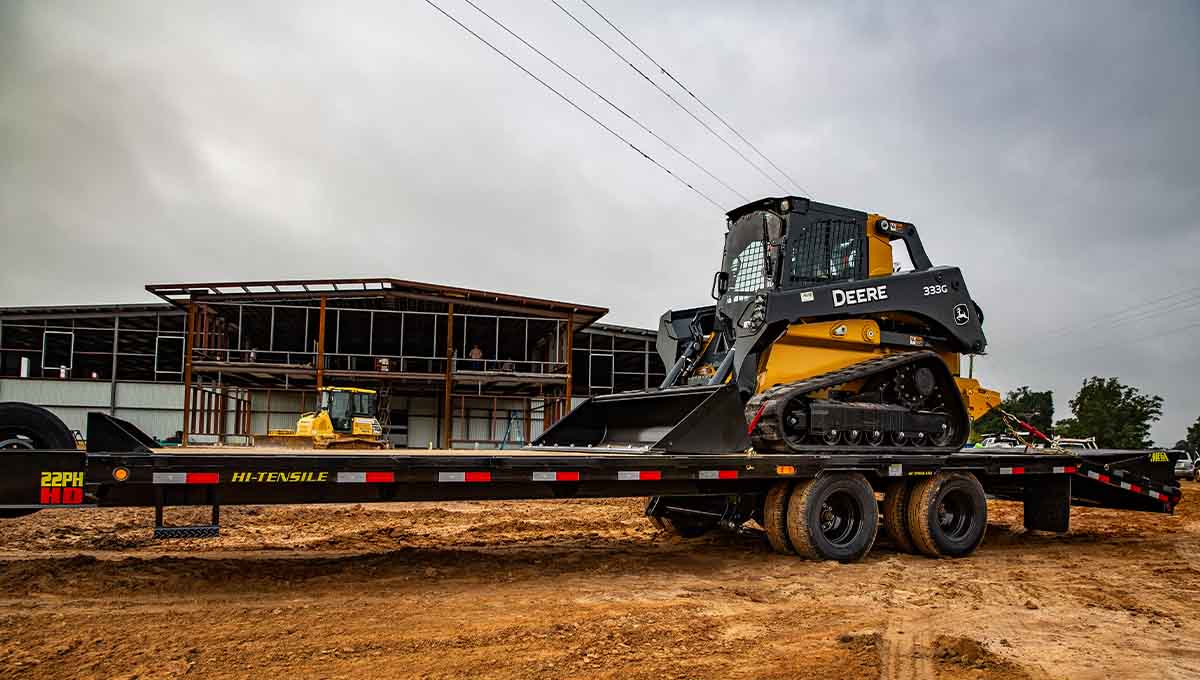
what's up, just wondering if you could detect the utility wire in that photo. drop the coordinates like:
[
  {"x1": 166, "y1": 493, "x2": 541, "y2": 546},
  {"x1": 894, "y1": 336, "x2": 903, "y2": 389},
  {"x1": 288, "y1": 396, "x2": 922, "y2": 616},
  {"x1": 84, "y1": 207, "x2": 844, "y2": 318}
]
[
  {"x1": 1030, "y1": 318, "x2": 1200, "y2": 361},
  {"x1": 551, "y1": 0, "x2": 791, "y2": 196},
  {"x1": 1034, "y1": 286, "x2": 1200, "y2": 341},
  {"x1": 460, "y1": 0, "x2": 748, "y2": 202},
  {"x1": 578, "y1": 0, "x2": 809, "y2": 196},
  {"x1": 423, "y1": 0, "x2": 724, "y2": 210}
]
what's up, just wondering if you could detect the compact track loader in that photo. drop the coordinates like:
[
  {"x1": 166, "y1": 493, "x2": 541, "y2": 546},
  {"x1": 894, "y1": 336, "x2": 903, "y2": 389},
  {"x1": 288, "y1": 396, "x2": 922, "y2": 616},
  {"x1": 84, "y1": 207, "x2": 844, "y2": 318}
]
[{"x1": 537, "y1": 196, "x2": 1001, "y2": 454}]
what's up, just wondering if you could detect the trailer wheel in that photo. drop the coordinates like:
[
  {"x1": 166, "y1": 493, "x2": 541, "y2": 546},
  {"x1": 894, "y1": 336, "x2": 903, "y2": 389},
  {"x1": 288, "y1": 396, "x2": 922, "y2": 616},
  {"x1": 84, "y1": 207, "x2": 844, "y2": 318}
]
[
  {"x1": 0, "y1": 402, "x2": 76, "y2": 451},
  {"x1": 882, "y1": 481, "x2": 916, "y2": 553},
  {"x1": 786, "y1": 473, "x2": 878, "y2": 562},
  {"x1": 762, "y1": 481, "x2": 795, "y2": 554},
  {"x1": 0, "y1": 403, "x2": 76, "y2": 518},
  {"x1": 906, "y1": 471, "x2": 987, "y2": 558}
]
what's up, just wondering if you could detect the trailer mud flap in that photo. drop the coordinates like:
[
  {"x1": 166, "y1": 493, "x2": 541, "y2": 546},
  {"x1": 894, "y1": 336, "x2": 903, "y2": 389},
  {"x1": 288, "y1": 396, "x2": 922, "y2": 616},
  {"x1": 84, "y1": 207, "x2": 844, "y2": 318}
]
[
  {"x1": 1024, "y1": 475, "x2": 1070, "y2": 533},
  {"x1": 533, "y1": 383, "x2": 751, "y2": 454}
]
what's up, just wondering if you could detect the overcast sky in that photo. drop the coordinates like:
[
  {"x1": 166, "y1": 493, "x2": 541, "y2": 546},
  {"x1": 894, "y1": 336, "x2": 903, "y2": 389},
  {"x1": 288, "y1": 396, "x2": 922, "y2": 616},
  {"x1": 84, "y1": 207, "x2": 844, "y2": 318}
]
[{"x1": 2, "y1": 1, "x2": 1197, "y2": 444}]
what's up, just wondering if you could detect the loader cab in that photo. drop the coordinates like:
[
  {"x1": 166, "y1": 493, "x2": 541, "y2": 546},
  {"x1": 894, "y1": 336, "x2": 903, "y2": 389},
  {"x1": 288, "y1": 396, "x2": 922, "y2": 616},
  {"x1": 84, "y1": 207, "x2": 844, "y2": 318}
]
[
  {"x1": 713, "y1": 197, "x2": 933, "y2": 328},
  {"x1": 319, "y1": 387, "x2": 377, "y2": 433}
]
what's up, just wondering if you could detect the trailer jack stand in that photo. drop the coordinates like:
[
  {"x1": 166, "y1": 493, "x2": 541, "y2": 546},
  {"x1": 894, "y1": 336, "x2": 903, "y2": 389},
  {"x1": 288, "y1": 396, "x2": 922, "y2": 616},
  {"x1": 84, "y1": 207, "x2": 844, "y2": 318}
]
[{"x1": 153, "y1": 488, "x2": 221, "y2": 539}]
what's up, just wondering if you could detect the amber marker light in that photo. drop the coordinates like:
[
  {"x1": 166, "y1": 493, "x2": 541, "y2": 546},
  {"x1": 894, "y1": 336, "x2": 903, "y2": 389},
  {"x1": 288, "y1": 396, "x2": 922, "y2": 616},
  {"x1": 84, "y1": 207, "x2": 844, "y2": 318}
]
[{"x1": 112, "y1": 467, "x2": 130, "y2": 482}]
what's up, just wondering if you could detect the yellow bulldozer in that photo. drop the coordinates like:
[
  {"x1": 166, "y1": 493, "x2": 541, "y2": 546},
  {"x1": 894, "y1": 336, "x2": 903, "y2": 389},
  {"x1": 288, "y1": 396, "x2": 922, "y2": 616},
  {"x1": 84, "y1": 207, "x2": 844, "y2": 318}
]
[{"x1": 259, "y1": 386, "x2": 387, "y2": 450}]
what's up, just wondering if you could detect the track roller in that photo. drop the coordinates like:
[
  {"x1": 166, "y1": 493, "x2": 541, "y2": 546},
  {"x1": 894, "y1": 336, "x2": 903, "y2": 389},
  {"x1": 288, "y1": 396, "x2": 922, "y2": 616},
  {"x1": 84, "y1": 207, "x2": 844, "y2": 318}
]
[
  {"x1": 905, "y1": 471, "x2": 988, "y2": 557},
  {"x1": 881, "y1": 480, "x2": 916, "y2": 554},
  {"x1": 785, "y1": 473, "x2": 878, "y2": 562}
]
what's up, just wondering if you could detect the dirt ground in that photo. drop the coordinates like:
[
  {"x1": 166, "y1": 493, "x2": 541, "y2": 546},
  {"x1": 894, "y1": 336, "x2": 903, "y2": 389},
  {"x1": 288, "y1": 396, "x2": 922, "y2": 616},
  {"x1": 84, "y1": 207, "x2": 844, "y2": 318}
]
[{"x1": 0, "y1": 481, "x2": 1197, "y2": 680}]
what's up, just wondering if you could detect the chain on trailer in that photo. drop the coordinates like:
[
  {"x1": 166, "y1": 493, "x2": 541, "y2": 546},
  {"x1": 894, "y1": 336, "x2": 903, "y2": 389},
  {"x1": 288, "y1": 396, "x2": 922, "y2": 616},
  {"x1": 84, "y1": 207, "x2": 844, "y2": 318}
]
[{"x1": 995, "y1": 407, "x2": 1070, "y2": 455}]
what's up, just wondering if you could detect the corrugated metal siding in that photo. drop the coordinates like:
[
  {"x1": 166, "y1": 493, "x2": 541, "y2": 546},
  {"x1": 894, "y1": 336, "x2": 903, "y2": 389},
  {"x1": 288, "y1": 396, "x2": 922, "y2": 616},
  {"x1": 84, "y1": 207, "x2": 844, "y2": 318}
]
[{"x1": 0, "y1": 378, "x2": 184, "y2": 440}]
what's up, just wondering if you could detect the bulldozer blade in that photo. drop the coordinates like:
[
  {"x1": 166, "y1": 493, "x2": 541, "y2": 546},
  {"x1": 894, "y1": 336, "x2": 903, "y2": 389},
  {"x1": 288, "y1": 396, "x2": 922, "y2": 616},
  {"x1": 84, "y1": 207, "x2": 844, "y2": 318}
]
[{"x1": 533, "y1": 383, "x2": 751, "y2": 454}]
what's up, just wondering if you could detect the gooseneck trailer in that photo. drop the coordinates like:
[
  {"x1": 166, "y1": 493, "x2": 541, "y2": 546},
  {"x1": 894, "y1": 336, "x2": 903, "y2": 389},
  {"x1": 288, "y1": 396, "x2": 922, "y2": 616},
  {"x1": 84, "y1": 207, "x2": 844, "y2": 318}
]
[{"x1": 0, "y1": 404, "x2": 1182, "y2": 562}]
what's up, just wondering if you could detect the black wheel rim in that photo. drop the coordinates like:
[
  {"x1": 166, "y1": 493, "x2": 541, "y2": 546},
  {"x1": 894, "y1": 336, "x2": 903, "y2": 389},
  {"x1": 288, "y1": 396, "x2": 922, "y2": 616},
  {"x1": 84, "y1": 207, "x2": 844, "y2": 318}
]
[
  {"x1": 937, "y1": 489, "x2": 975, "y2": 541},
  {"x1": 891, "y1": 431, "x2": 909, "y2": 446},
  {"x1": 0, "y1": 432, "x2": 34, "y2": 450},
  {"x1": 818, "y1": 490, "x2": 863, "y2": 547},
  {"x1": 822, "y1": 430, "x2": 840, "y2": 446},
  {"x1": 866, "y1": 430, "x2": 885, "y2": 446},
  {"x1": 843, "y1": 429, "x2": 862, "y2": 445}
]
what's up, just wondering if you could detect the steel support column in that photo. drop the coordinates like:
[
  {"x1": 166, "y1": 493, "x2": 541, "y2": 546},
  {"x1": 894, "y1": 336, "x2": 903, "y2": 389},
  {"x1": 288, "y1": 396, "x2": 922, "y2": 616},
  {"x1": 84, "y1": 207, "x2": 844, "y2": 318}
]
[
  {"x1": 181, "y1": 302, "x2": 196, "y2": 446},
  {"x1": 442, "y1": 303, "x2": 455, "y2": 448},
  {"x1": 563, "y1": 311, "x2": 574, "y2": 422},
  {"x1": 316, "y1": 296, "x2": 327, "y2": 389}
]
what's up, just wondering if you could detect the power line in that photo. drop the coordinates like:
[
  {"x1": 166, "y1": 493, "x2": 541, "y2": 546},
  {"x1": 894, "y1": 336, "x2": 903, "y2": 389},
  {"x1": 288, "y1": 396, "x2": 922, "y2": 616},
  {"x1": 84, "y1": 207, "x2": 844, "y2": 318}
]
[
  {"x1": 578, "y1": 0, "x2": 809, "y2": 196},
  {"x1": 422, "y1": 0, "x2": 725, "y2": 210},
  {"x1": 550, "y1": 0, "x2": 791, "y2": 196},
  {"x1": 459, "y1": 0, "x2": 748, "y2": 203},
  {"x1": 1029, "y1": 317, "x2": 1200, "y2": 362},
  {"x1": 1033, "y1": 286, "x2": 1200, "y2": 341}
]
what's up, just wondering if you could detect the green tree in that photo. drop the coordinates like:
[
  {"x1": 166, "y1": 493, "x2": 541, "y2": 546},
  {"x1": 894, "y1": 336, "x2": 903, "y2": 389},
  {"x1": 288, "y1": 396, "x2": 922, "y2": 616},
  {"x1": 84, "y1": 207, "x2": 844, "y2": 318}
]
[
  {"x1": 1182, "y1": 416, "x2": 1200, "y2": 454},
  {"x1": 975, "y1": 386, "x2": 1054, "y2": 436},
  {"x1": 1054, "y1": 377, "x2": 1163, "y2": 449}
]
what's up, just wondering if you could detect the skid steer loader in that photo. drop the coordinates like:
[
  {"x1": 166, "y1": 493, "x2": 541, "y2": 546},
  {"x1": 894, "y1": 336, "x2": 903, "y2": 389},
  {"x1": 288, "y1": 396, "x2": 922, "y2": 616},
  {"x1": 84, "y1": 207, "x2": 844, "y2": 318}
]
[{"x1": 536, "y1": 196, "x2": 1000, "y2": 454}]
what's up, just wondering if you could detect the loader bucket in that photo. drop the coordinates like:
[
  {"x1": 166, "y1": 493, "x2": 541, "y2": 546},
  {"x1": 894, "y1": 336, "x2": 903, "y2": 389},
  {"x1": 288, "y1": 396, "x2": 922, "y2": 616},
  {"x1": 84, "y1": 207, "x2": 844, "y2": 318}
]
[{"x1": 533, "y1": 383, "x2": 751, "y2": 454}]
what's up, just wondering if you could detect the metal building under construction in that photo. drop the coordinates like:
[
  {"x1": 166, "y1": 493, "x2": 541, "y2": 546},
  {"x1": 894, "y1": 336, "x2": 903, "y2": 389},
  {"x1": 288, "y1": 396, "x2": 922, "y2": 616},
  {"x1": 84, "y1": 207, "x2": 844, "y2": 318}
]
[{"x1": 0, "y1": 278, "x2": 667, "y2": 449}]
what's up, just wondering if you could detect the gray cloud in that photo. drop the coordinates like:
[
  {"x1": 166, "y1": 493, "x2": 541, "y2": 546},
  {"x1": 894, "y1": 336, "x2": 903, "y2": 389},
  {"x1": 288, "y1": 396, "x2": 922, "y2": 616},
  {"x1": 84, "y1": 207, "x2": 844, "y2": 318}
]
[{"x1": 2, "y1": 1, "x2": 1197, "y2": 443}]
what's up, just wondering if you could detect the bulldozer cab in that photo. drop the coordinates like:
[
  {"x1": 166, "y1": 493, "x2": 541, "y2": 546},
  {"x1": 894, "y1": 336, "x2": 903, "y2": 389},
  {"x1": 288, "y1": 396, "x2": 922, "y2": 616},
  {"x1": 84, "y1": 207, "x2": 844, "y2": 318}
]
[{"x1": 319, "y1": 387, "x2": 377, "y2": 433}]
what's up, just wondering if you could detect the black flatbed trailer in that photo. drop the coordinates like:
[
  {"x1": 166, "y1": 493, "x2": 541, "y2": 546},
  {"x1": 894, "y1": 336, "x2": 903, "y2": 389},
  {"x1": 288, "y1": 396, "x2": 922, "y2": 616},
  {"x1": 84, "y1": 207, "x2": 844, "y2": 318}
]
[{"x1": 0, "y1": 409, "x2": 1183, "y2": 560}]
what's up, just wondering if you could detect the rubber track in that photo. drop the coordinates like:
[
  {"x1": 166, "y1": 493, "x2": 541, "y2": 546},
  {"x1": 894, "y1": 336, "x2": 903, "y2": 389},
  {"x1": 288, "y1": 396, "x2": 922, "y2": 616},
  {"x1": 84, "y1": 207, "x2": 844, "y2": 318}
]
[{"x1": 745, "y1": 350, "x2": 966, "y2": 454}]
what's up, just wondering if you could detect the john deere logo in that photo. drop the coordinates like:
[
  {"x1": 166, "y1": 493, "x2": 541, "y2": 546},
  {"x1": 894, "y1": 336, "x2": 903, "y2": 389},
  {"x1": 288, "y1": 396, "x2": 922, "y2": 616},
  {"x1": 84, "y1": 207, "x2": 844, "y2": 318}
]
[{"x1": 953, "y1": 304, "x2": 970, "y2": 326}]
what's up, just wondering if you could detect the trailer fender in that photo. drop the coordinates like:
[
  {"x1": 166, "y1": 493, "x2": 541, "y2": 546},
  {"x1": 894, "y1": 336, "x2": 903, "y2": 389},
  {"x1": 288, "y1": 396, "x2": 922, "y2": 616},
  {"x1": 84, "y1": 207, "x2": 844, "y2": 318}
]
[{"x1": 0, "y1": 403, "x2": 85, "y2": 517}]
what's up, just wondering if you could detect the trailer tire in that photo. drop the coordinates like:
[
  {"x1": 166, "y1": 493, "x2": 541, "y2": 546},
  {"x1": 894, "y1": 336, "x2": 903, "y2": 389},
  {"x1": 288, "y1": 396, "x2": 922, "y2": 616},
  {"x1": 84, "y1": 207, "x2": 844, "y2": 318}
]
[
  {"x1": 0, "y1": 403, "x2": 76, "y2": 518},
  {"x1": 786, "y1": 473, "x2": 878, "y2": 563},
  {"x1": 762, "y1": 481, "x2": 795, "y2": 554},
  {"x1": 906, "y1": 471, "x2": 987, "y2": 558},
  {"x1": 882, "y1": 481, "x2": 916, "y2": 554},
  {"x1": 0, "y1": 402, "x2": 76, "y2": 452}
]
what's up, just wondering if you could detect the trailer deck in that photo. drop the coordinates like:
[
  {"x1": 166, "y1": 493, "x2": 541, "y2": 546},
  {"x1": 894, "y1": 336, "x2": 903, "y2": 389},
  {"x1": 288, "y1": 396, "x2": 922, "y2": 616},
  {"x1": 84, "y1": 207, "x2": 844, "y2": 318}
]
[{"x1": 1, "y1": 412, "x2": 1181, "y2": 547}]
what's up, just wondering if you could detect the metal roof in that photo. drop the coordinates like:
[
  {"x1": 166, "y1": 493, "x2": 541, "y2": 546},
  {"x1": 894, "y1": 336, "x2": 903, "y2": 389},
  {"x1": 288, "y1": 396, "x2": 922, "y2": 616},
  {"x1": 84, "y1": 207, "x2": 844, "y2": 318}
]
[
  {"x1": 144, "y1": 277, "x2": 609, "y2": 326},
  {"x1": 0, "y1": 302, "x2": 177, "y2": 320}
]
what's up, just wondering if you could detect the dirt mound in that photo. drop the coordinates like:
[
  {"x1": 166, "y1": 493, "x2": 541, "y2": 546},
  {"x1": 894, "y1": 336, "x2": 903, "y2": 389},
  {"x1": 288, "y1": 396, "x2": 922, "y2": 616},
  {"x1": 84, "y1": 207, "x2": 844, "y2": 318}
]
[{"x1": 932, "y1": 636, "x2": 1030, "y2": 678}]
